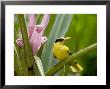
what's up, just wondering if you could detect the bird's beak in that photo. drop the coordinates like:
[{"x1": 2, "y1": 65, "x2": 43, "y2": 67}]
[
  {"x1": 63, "y1": 37, "x2": 71, "y2": 43},
  {"x1": 64, "y1": 37, "x2": 71, "y2": 41}
]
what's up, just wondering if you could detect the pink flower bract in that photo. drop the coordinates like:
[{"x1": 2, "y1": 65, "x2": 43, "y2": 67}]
[{"x1": 16, "y1": 14, "x2": 50, "y2": 55}]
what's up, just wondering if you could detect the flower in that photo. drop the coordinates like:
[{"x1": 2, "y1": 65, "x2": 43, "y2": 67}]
[{"x1": 16, "y1": 14, "x2": 50, "y2": 55}]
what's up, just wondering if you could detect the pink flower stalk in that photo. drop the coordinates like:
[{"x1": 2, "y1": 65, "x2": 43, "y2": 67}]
[{"x1": 16, "y1": 14, "x2": 50, "y2": 55}]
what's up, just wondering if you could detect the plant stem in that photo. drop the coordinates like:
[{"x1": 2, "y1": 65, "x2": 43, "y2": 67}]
[
  {"x1": 17, "y1": 14, "x2": 33, "y2": 68},
  {"x1": 45, "y1": 43, "x2": 97, "y2": 76}
]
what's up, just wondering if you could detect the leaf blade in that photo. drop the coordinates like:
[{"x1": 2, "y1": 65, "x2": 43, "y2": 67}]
[
  {"x1": 17, "y1": 14, "x2": 33, "y2": 68},
  {"x1": 34, "y1": 56, "x2": 45, "y2": 76}
]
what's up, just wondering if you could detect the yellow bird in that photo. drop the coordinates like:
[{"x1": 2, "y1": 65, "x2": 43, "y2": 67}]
[{"x1": 53, "y1": 37, "x2": 83, "y2": 73}]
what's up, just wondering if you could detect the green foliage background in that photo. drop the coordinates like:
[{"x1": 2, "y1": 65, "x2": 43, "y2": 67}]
[{"x1": 14, "y1": 14, "x2": 97, "y2": 76}]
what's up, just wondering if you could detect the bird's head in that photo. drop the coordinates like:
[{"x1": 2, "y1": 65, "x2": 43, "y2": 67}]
[{"x1": 55, "y1": 37, "x2": 71, "y2": 43}]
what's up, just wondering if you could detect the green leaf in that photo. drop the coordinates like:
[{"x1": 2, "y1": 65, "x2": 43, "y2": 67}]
[
  {"x1": 14, "y1": 15, "x2": 20, "y2": 41},
  {"x1": 14, "y1": 44, "x2": 28, "y2": 76},
  {"x1": 17, "y1": 14, "x2": 34, "y2": 68},
  {"x1": 41, "y1": 14, "x2": 73, "y2": 72},
  {"x1": 36, "y1": 14, "x2": 43, "y2": 24},
  {"x1": 19, "y1": 47, "x2": 28, "y2": 76},
  {"x1": 58, "y1": 14, "x2": 73, "y2": 37},
  {"x1": 14, "y1": 15, "x2": 29, "y2": 76},
  {"x1": 34, "y1": 56, "x2": 45, "y2": 76},
  {"x1": 44, "y1": 14, "x2": 56, "y2": 36},
  {"x1": 14, "y1": 45, "x2": 23, "y2": 75}
]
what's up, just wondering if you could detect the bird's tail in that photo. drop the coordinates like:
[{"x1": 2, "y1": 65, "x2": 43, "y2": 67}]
[{"x1": 69, "y1": 60, "x2": 83, "y2": 73}]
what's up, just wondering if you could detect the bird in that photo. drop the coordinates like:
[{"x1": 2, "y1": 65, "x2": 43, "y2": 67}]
[{"x1": 53, "y1": 37, "x2": 83, "y2": 73}]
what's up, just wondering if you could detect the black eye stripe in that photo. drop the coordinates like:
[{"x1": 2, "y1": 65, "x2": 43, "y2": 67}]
[{"x1": 55, "y1": 38, "x2": 64, "y2": 42}]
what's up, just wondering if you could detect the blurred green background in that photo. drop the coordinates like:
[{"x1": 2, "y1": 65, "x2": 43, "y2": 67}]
[{"x1": 14, "y1": 14, "x2": 97, "y2": 76}]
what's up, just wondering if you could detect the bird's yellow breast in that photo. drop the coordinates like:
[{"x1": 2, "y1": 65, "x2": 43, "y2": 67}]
[{"x1": 53, "y1": 42, "x2": 70, "y2": 61}]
